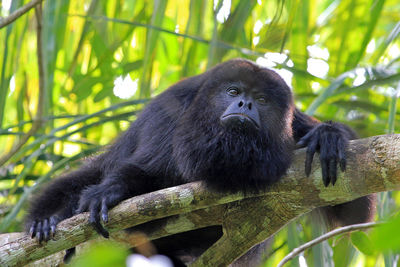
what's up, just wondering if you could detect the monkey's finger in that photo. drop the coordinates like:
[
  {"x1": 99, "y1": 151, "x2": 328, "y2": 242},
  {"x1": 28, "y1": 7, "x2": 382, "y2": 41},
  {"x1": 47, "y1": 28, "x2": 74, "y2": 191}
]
[
  {"x1": 319, "y1": 132, "x2": 336, "y2": 186},
  {"x1": 305, "y1": 137, "x2": 319, "y2": 176},
  {"x1": 297, "y1": 131, "x2": 313, "y2": 148},
  {"x1": 339, "y1": 158, "x2": 346, "y2": 172},
  {"x1": 42, "y1": 218, "x2": 50, "y2": 241},
  {"x1": 89, "y1": 201, "x2": 109, "y2": 238},
  {"x1": 101, "y1": 198, "x2": 109, "y2": 223},
  {"x1": 36, "y1": 221, "x2": 43, "y2": 243},
  {"x1": 29, "y1": 221, "x2": 37, "y2": 238},
  {"x1": 329, "y1": 158, "x2": 337, "y2": 185},
  {"x1": 92, "y1": 223, "x2": 109, "y2": 238},
  {"x1": 296, "y1": 140, "x2": 306, "y2": 148},
  {"x1": 89, "y1": 201, "x2": 100, "y2": 224},
  {"x1": 320, "y1": 157, "x2": 330, "y2": 187},
  {"x1": 77, "y1": 199, "x2": 90, "y2": 214},
  {"x1": 49, "y1": 216, "x2": 59, "y2": 238}
]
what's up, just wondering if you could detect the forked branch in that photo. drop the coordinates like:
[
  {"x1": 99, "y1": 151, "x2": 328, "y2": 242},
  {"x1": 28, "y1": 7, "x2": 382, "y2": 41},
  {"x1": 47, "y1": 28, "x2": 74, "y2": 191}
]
[{"x1": 0, "y1": 134, "x2": 399, "y2": 266}]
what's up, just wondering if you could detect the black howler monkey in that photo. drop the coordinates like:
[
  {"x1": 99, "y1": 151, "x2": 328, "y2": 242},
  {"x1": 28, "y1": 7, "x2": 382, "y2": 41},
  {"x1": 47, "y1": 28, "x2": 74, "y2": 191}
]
[{"x1": 26, "y1": 59, "x2": 375, "y2": 263}]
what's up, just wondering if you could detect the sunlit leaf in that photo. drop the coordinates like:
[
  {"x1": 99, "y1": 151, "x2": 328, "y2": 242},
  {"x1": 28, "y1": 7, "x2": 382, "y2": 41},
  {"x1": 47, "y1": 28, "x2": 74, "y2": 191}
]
[
  {"x1": 371, "y1": 214, "x2": 400, "y2": 252},
  {"x1": 350, "y1": 231, "x2": 375, "y2": 256}
]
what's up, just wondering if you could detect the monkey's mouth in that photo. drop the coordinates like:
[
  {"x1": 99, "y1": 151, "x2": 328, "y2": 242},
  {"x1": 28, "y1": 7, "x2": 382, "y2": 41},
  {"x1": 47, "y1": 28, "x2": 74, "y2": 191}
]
[{"x1": 221, "y1": 113, "x2": 260, "y2": 129}]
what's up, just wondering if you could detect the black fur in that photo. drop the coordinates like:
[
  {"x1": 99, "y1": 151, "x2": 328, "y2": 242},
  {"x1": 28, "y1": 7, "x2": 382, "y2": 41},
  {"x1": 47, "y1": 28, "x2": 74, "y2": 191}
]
[{"x1": 26, "y1": 59, "x2": 375, "y2": 263}]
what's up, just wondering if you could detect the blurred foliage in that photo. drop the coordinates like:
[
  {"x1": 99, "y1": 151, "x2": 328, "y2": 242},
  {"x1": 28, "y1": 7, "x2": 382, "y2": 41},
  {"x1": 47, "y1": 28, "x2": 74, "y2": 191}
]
[
  {"x1": 371, "y1": 213, "x2": 400, "y2": 253},
  {"x1": 0, "y1": 0, "x2": 399, "y2": 266},
  {"x1": 70, "y1": 241, "x2": 129, "y2": 267}
]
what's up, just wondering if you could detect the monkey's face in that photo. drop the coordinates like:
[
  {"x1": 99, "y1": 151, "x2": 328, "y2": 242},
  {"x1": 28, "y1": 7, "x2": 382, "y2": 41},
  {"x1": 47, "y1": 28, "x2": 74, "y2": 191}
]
[
  {"x1": 204, "y1": 59, "x2": 294, "y2": 138},
  {"x1": 220, "y1": 83, "x2": 273, "y2": 131}
]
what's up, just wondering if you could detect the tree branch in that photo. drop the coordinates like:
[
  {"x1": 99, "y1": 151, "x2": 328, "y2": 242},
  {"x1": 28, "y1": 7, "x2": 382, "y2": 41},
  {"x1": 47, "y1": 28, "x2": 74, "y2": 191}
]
[
  {"x1": 0, "y1": 134, "x2": 399, "y2": 266},
  {"x1": 0, "y1": 0, "x2": 44, "y2": 29},
  {"x1": 277, "y1": 222, "x2": 382, "y2": 267}
]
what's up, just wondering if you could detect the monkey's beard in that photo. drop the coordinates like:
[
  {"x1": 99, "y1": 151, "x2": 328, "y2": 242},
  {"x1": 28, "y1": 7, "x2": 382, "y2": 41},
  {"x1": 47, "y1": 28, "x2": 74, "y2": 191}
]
[{"x1": 173, "y1": 116, "x2": 294, "y2": 193}]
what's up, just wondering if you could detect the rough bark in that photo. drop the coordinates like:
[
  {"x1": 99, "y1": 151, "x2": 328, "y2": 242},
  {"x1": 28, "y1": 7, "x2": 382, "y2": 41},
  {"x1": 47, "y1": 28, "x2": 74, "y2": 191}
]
[{"x1": 0, "y1": 134, "x2": 399, "y2": 266}]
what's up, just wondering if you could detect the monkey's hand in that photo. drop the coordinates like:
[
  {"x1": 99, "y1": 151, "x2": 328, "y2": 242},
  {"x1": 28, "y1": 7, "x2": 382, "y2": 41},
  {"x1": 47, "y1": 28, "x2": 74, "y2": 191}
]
[
  {"x1": 297, "y1": 121, "x2": 349, "y2": 187},
  {"x1": 28, "y1": 214, "x2": 62, "y2": 243},
  {"x1": 76, "y1": 181, "x2": 129, "y2": 238}
]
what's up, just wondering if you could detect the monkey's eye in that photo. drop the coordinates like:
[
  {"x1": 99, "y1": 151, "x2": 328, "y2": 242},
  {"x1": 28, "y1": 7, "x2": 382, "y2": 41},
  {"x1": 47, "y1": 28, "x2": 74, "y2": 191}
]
[
  {"x1": 257, "y1": 96, "x2": 267, "y2": 104},
  {"x1": 227, "y1": 87, "x2": 240, "y2": 96}
]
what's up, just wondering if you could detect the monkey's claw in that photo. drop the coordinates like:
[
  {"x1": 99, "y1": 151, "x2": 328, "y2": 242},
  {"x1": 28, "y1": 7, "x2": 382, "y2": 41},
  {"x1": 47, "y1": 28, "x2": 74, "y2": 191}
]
[
  {"x1": 28, "y1": 215, "x2": 60, "y2": 243},
  {"x1": 77, "y1": 183, "x2": 128, "y2": 238},
  {"x1": 297, "y1": 121, "x2": 349, "y2": 186}
]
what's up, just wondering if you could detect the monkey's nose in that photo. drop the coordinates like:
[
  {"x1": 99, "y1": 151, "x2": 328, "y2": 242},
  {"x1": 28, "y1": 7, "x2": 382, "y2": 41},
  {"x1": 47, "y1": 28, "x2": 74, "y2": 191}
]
[{"x1": 238, "y1": 100, "x2": 253, "y2": 110}]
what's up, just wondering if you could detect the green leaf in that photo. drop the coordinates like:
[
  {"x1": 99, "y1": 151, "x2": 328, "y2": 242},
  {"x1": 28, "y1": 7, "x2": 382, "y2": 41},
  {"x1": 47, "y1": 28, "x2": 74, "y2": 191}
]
[
  {"x1": 306, "y1": 71, "x2": 353, "y2": 115},
  {"x1": 140, "y1": 0, "x2": 168, "y2": 97},
  {"x1": 332, "y1": 234, "x2": 357, "y2": 267},
  {"x1": 93, "y1": 85, "x2": 112, "y2": 102},
  {"x1": 122, "y1": 59, "x2": 144, "y2": 73},
  {"x1": 387, "y1": 83, "x2": 400, "y2": 133},
  {"x1": 371, "y1": 214, "x2": 400, "y2": 252},
  {"x1": 348, "y1": 0, "x2": 385, "y2": 67},
  {"x1": 350, "y1": 231, "x2": 375, "y2": 256},
  {"x1": 70, "y1": 242, "x2": 129, "y2": 267},
  {"x1": 372, "y1": 21, "x2": 400, "y2": 64}
]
